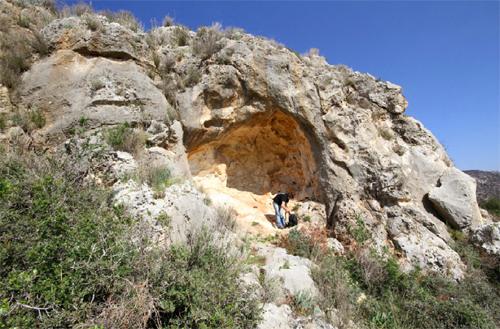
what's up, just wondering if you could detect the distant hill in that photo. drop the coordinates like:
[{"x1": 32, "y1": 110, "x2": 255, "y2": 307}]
[{"x1": 464, "y1": 170, "x2": 500, "y2": 203}]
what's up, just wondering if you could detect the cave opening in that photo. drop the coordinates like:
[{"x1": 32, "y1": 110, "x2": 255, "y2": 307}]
[{"x1": 187, "y1": 110, "x2": 321, "y2": 233}]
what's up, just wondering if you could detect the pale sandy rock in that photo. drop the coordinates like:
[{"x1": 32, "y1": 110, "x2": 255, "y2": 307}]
[
  {"x1": 386, "y1": 205, "x2": 465, "y2": 280},
  {"x1": 257, "y1": 303, "x2": 293, "y2": 329},
  {"x1": 110, "y1": 151, "x2": 137, "y2": 177},
  {"x1": 113, "y1": 180, "x2": 219, "y2": 244},
  {"x1": 42, "y1": 15, "x2": 148, "y2": 60},
  {"x1": 257, "y1": 245, "x2": 319, "y2": 298},
  {"x1": 470, "y1": 222, "x2": 500, "y2": 258},
  {"x1": 326, "y1": 238, "x2": 344, "y2": 255},
  {"x1": 0, "y1": 85, "x2": 13, "y2": 114},
  {"x1": 480, "y1": 209, "x2": 491, "y2": 220},
  {"x1": 12, "y1": 12, "x2": 485, "y2": 278},
  {"x1": 20, "y1": 50, "x2": 171, "y2": 142},
  {"x1": 295, "y1": 201, "x2": 327, "y2": 225},
  {"x1": 428, "y1": 167, "x2": 483, "y2": 230}
]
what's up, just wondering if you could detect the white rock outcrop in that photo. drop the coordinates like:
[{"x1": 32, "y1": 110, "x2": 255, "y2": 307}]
[{"x1": 428, "y1": 167, "x2": 483, "y2": 230}]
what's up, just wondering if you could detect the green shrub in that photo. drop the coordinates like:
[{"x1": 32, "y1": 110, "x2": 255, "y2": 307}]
[
  {"x1": 110, "y1": 10, "x2": 143, "y2": 32},
  {"x1": 183, "y1": 65, "x2": 202, "y2": 87},
  {"x1": 0, "y1": 153, "x2": 261, "y2": 328},
  {"x1": 17, "y1": 13, "x2": 31, "y2": 28},
  {"x1": 84, "y1": 14, "x2": 103, "y2": 31},
  {"x1": 140, "y1": 164, "x2": 174, "y2": 196},
  {"x1": 257, "y1": 270, "x2": 281, "y2": 303},
  {"x1": 294, "y1": 226, "x2": 499, "y2": 329},
  {"x1": 481, "y1": 198, "x2": 500, "y2": 217},
  {"x1": 30, "y1": 31, "x2": 50, "y2": 57},
  {"x1": 281, "y1": 228, "x2": 321, "y2": 260},
  {"x1": 151, "y1": 229, "x2": 261, "y2": 328},
  {"x1": 349, "y1": 214, "x2": 371, "y2": 244},
  {"x1": 290, "y1": 291, "x2": 315, "y2": 316},
  {"x1": 350, "y1": 253, "x2": 498, "y2": 329},
  {"x1": 0, "y1": 32, "x2": 32, "y2": 89},
  {"x1": 105, "y1": 123, "x2": 146, "y2": 155},
  {"x1": 0, "y1": 115, "x2": 5, "y2": 131},
  {"x1": 312, "y1": 254, "x2": 358, "y2": 327},
  {"x1": 29, "y1": 108, "x2": 46, "y2": 129},
  {"x1": 0, "y1": 154, "x2": 136, "y2": 328}
]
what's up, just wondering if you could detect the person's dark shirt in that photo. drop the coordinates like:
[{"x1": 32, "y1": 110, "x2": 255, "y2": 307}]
[{"x1": 273, "y1": 193, "x2": 289, "y2": 207}]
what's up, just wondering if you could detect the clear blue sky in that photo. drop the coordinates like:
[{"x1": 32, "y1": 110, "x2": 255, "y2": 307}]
[{"x1": 70, "y1": 1, "x2": 499, "y2": 170}]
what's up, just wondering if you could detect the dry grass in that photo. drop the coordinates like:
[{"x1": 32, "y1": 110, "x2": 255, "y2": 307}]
[
  {"x1": 162, "y1": 15, "x2": 174, "y2": 27},
  {"x1": 0, "y1": 32, "x2": 32, "y2": 89},
  {"x1": 258, "y1": 269, "x2": 282, "y2": 303},
  {"x1": 312, "y1": 255, "x2": 357, "y2": 329},
  {"x1": 59, "y1": 2, "x2": 93, "y2": 18},
  {"x1": 105, "y1": 123, "x2": 147, "y2": 156},
  {"x1": 192, "y1": 23, "x2": 224, "y2": 60},
  {"x1": 215, "y1": 205, "x2": 237, "y2": 231},
  {"x1": 95, "y1": 281, "x2": 157, "y2": 329},
  {"x1": 84, "y1": 14, "x2": 103, "y2": 31},
  {"x1": 353, "y1": 248, "x2": 388, "y2": 290},
  {"x1": 110, "y1": 10, "x2": 143, "y2": 32},
  {"x1": 172, "y1": 26, "x2": 190, "y2": 46},
  {"x1": 278, "y1": 225, "x2": 330, "y2": 260}
]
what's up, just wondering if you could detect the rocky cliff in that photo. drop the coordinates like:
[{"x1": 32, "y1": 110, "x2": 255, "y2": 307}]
[{"x1": 1, "y1": 0, "x2": 497, "y2": 278}]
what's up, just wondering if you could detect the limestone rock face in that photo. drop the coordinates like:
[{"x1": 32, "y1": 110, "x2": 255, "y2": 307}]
[
  {"x1": 8, "y1": 8, "x2": 487, "y2": 279},
  {"x1": 385, "y1": 205, "x2": 465, "y2": 280},
  {"x1": 428, "y1": 167, "x2": 483, "y2": 230},
  {"x1": 19, "y1": 50, "x2": 171, "y2": 142},
  {"x1": 42, "y1": 16, "x2": 148, "y2": 60}
]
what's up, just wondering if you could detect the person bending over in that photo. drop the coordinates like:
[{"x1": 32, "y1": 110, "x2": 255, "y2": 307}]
[{"x1": 273, "y1": 192, "x2": 293, "y2": 229}]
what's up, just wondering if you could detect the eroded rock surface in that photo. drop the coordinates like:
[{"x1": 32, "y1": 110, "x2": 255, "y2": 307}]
[
  {"x1": 471, "y1": 222, "x2": 500, "y2": 258},
  {"x1": 428, "y1": 167, "x2": 483, "y2": 230},
  {"x1": 257, "y1": 244, "x2": 319, "y2": 299},
  {"x1": 20, "y1": 50, "x2": 171, "y2": 142},
  {"x1": 0, "y1": 3, "x2": 489, "y2": 280}
]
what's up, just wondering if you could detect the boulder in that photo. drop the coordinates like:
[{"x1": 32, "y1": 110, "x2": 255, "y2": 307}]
[
  {"x1": 257, "y1": 245, "x2": 319, "y2": 298},
  {"x1": 326, "y1": 238, "x2": 344, "y2": 255},
  {"x1": 428, "y1": 167, "x2": 483, "y2": 230},
  {"x1": 470, "y1": 222, "x2": 500, "y2": 258},
  {"x1": 257, "y1": 303, "x2": 293, "y2": 329},
  {"x1": 386, "y1": 205, "x2": 465, "y2": 280}
]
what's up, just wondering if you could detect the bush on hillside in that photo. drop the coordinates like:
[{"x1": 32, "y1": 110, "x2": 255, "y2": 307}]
[
  {"x1": 282, "y1": 229, "x2": 499, "y2": 329},
  {"x1": 172, "y1": 26, "x2": 190, "y2": 47},
  {"x1": 0, "y1": 152, "x2": 261, "y2": 328},
  {"x1": 481, "y1": 197, "x2": 500, "y2": 217},
  {"x1": 0, "y1": 32, "x2": 32, "y2": 89},
  {"x1": 0, "y1": 154, "x2": 136, "y2": 328},
  {"x1": 192, "y1": 23, "x2": 223, "y2": 60},
  {"x1": 109, "y1": 10, "x2": 143, "y2": 32},
  {"x1": 105, "y1": 123, "x2": 147, "y2": 155}
]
